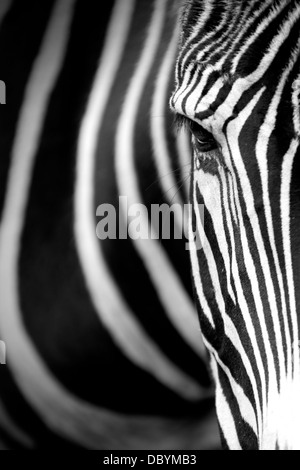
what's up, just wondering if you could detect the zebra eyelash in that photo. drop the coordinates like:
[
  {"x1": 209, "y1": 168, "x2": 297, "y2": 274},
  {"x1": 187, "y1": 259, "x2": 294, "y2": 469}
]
[{"x1": 173, "y1": 113, "x2": 218, "y2": 153}]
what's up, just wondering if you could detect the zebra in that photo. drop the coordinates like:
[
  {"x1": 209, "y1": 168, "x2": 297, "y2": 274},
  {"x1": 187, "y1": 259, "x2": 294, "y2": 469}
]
[
  {"x1": 171, "y1": 0, "x2": 300, "y2": 450},
  {"x1": 0, "y1": 0, "x2": 219, "y2": 449}
]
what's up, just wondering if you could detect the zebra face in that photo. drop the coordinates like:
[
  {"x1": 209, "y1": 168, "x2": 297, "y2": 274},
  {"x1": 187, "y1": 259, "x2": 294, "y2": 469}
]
[{"x1": 171, "y1": 0, "x2": 300, "y2": 450}]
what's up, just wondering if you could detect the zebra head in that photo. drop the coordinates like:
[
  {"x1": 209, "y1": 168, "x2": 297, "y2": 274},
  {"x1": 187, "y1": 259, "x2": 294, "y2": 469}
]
[{"x1": 171, "y1": 0, "x2": 300, "y2": 450}]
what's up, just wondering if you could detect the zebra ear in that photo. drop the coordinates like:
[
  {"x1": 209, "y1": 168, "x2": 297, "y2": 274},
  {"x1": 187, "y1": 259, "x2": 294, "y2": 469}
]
[{"x1": 0, "y1": 340, "x2": 6, "y2": 365}]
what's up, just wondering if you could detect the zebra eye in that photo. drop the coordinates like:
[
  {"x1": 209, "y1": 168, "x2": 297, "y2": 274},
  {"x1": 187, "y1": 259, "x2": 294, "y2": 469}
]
[
  {"x1": 174, "y1": 114, "x2": 217, "y2": 153},
  {"x1": 189, "y1": 120, "x2": 217, "y2": 153}
]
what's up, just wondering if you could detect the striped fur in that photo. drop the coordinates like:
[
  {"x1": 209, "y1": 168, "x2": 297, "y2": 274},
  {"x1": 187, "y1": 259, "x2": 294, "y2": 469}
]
[
  {"x1": 0, "y1": 0, "x2": 219, "y2": 449},
  {"x1": 171, "y1": 0, "x2": 300, "y2": 450}
]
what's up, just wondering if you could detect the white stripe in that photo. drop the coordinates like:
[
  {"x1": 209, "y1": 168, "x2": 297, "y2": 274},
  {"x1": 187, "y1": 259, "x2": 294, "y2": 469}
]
[
  {"x1": 193, "y1": 168, "x2": 263, "y2": 434},
  {"x1": 151, "y1": 20, "x2": 190, "y2": 242},
  {"x1": 194, "y1": 165, "x2": 263, "y2": 424},
  {"x1": 193, "y1": 172, "x2": 233, "y2": 324},
  {"x1": 255, "y1": 45, "x2": 300, "y2": 381},
  {"x1": 151, "y1": 22, "x2": 190, "y2": 244},
  {"x1": 181, "y1": 64, "x2": 216, "y2": 119},
  {"x1": 175, "y1": 4, "x2": 300, "y2": 128},
  {"x1": 0, "y1": 0, "x2": 74, "y2": 285},
  {"x1": 209, "y1": 354, "x2": 242, "y2": 450},
  {"x1": 288, "y1": 76, "x2": 300, "y2": 376},
  {"x1": 193, "y1": 88, "x2": 280, "y2": 402},
  {"x1": 222, "y1": 315, "x2": 260, "y2": 436},
  {"x1": 194, "y1": 92, "x2": 271, "y2": 424},
  {"x1": 178, "y1": 0, "x2": 258, "y2": 83},
  {"x1": 0, "y1": 0, "x2": 214, "y2": 448},
  {"x1": 231, "y1": 1, "x2": 297, "y2": 74},
  {"x1": 220, "y1": 169, "x2": 265, "y2": 433},
  {"x1": 201, "y1": 169, "x2": 262, "y2": 421},
  {"x1": 151, "y1": 20, "x2": 184, "y2": 209},
  {"x1": 173, "y1": 0, "x2": 273, "y2": 121},
  {"x1": 208, "y1": 339, "x2": 257, "y2": 436},
  {"x1": 176, "y1": 127, "x2": 191, "y2": 202},
  {"x1": 226, "y1": 89, "x2": 286, "y2": 389},
  {"x1": 188, "y1": 205, "x2": 215, "y2": 329},
  {"x1": 280, "y1": 139, "x2": 299, "y2": 379},
  {"x1": 222, "y1": 92, "x2": 282, "y2": 417},
  {"x1": 179, "y1": 0, "x2": 216, "y2": 77},
  {"x1": 196, "y1": 169, "x2": 236, "y2": 303},
  {"x1": 115, "y1": 0, "x2": 207, "y2": 362},
  {"x1": 227, "y1": 172, "x2": 238, "y2": 225},
  {"x1": 206, "y1": 0, "x2": 265, "y2": 64},
  {"x1": 75, "y1": 0, "x2": 203, "y2": 398},
  {"x1": 179, "y1": 0, "x2": 234, "y2": 73},
  {"x1": 172, "y1": 61, "x2": 200, "y2": 114},
  {"x1": 212, "y1": 5, "x2": 300, "y2": 122},
  {"x1": 292, "y1": 73, "x2": 300, "y2": 136}
]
